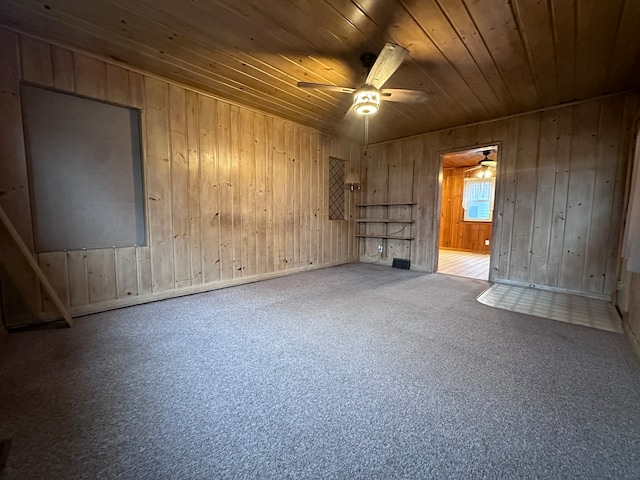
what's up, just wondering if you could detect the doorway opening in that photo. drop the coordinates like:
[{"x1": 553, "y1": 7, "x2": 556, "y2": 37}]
[{"x1": 437, "y1": 145, "x2": 498, "y2": 280}]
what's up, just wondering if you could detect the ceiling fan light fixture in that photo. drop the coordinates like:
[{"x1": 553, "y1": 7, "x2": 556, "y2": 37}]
[
  {"x1": 476, "y1": 166, "x2": 493, "y2": 179},
  {"x1": 353, "y1": 88, "x2": 380, "y2": 115}
]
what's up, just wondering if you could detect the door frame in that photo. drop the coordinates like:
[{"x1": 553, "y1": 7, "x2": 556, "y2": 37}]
[{"x1": 432, "y1": 143, "x2": 502, "y2": 282}]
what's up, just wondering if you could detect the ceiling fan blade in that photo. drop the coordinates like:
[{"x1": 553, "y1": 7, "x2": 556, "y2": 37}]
[
  {"x1": 365, "y1": 43, "x2": 408, "y2": 89},
  {"x1": 464, "y1": 165, "x2": 483, "y2": 172},
  {"x1": 296, "y1": 82, "x2": 355, "y2": 94},
  {"x1": 380, "y1": 88, "x2": 430, "y2": 103}
]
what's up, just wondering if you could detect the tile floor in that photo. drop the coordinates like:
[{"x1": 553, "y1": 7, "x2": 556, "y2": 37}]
[
  {"x1": 477, "y1": 283, "x2": 623, "y2": 333},
  {"x1": 437, "y1": 249, "x2": 490, "y2": 280},
  {"x1": 436, "y1": 249, "x2": 622, "y2": 333}
]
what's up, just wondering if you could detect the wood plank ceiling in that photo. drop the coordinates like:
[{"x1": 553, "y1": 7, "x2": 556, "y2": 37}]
[{"x1": 1, "y1": 0, "x2": 639, "y2": 145}]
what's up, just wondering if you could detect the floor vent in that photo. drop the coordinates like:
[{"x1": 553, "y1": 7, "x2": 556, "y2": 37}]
[
  {"x1": 392, "y1": 258, "x2": 411, "y2": 270},
  {"x1": 0, "y1": 438, "x2": 12, "y2": 476}
]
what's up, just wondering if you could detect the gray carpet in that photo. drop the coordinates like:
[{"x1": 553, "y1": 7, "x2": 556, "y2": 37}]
[{"x1": 0, "y1": 263, "x2": 639, "y2": 479}]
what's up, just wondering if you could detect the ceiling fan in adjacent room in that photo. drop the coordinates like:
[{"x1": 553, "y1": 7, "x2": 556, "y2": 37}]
[
  {"x1": 465, "y1": 150, "x2": 497, "y2": 178},
  {"x1": 296, "y1": 42, "x2": 430, "y2": 149}
]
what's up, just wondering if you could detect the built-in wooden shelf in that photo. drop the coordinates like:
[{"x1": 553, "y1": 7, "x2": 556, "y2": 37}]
[
  {"x1": 356, "y1": 202, "x2": 416, "y2": 207},
  {"x1": 355, "y1": 234, "x2": 414, "y2": 240},
  {"x1": 356, "y1": 219, "x2": 415, "y2": 223},
  {"x1": 355, "y1": 201, "x2": 416, "y2": 252}
]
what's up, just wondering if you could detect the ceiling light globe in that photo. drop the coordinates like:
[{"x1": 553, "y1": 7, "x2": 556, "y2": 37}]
[{"x1": 353, "y1": 88, "x2": 380, "y2": 115}]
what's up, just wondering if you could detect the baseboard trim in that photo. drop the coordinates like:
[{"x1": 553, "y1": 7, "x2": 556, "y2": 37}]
[
  {"x1": 622, "y1": 314, "x2": 640, "y2": 360},
  {"x1": 8, "y1": 259, "x2": 356, "y2": 327},
  {"x1": 491, "y1": 278, "x2": 611, "y2": 302}
]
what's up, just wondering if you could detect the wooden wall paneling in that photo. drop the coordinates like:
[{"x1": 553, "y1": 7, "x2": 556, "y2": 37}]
[
  {"x1": 0, "y1": 29, "x2": 43, "y2": 325},
  {"x1": 476, "y1": 120, "x2": 497, "y2": 147},
  {"x1": 20, "y1": 35, "x2": 53, "y2": 86},
  {"x1": 487, "y1": 120, "x2": 506, "y2": 278},
  {"x1": 136, "y1": 245, "x2": 152, "y2": 295},
  {"x1": 494, "y1": 118, "x2": 519, "y2": 280},
  {"x1": 387, "y1": 140, "x2": 405, "y2": 260},
  {"x1": 373, "y1": 145, "x2": 389, "y2": 258},
  {"x1": 198, "y1": 94, "x2": 220, "y2": 284},
  {"x1": 348, "y1": 142, "x2": 360, "y2": 260},
  {"x1": 299, "y1": 128, "x2": 311, "y2": 267},
  {"x1": 529, "y1": 110, "x2": 559, "y2": 285},
  {"x1": 358, "y1": 148, "x2": 367, "y2": 259},
  {"x1": 144, "y1": 77, "x2": 174, "y2": 292},
  {"x1": 106, "y1": 64, "x2": 130, "y2": 105},
  {"x1": 545, "y1": 107, "x2": 573, "y2": 286},
  {"x1": 169, "y1": 84, "x2": 191, "y2": 288},
  {"x1": 292, "y1": 126, "x2": 302, "y2": 267},
  {"x1": 216, "y1": 100, "x2": 233, "y2": 282},
  {"x1": 344, "y1": 142, "x2": 354, "y2": 261},
  {"x1": 320, "y1": 136, "x2": 330, "y2": 265},
  {"x1": 86, "y1": 248, "x2": 116, "y2": 303},
  {"x1": 73, "y1": 53, "x2": 107, "y2": 100},
  {"x1": 558, "y1": 101, "x2": 601, "y2": 291},
  {"x1": 345, "y1": 142, "x2": 355, "y2": 260},
  {"x1": 240, "y1": 108, "x2": 256, "y2": 276},
  {"x1": 128, "y1": 72, "x2": 145, "y2": 109},
  {"x1": 186, "y1": 91, "x2": 202, "y2": 284},
  {"x1": 0, "y1": 30, "x2": 363, "y2": 322},
  {"x1": 360, "y1": 148, "x2": 376, "y2": 259},
  {"x1": 66, "y1": 250, "x2": 89, "y2": 306},
  {"x1": 628, "y1": 273, "x2": 640, "y2": 343},
  {"x1": 337, "y1": 140, "x2": 347, "y2": 261},
  {"x1": 264, "y1": 117, "x2": 275, "y2": 272},
  {"x1": 271, "y1": 119, "x2": 286, "y2": 271},
  {"x1": 229, "y1": 105, "x2": 243, "y2": 277},
  {"x1": 336, "y1": 141, "x2": 345, "y2": 262},
  {"x1": 325, "y1": 138, "x2": 335, "y2": 264},
  {"x1": 442, "y1": 168, "x2": 460, "y2": 249},
  {"x1": 51, "y1": 45, "x2": 75, "y2": 92},
  {"x1": 439, "y1": 168, "x2": 454, "y2": 248},
  {"x1": 0, "y1": 29, "x2": 29, "y2": 238},
  {"x1": 439, "y1": 167, "x2": 492, "y2": 253},
  {"x1": 608, "y1": 95, "x2": 639, "y2": 296},
  {"x1": 331, "y1": 140, "x2": 340, "y2": 263},
  {"x1": 426, "y1": 135, "x2": 443, "y2": 271},
  {"x1": 401, "y1": 139, "x2": 416, "y2": 259},
  {"x1": 411, "y1": 137, "x2": 434, "y2": 269},
  {"x1": 509, "y1": 112, "x2": 540, "y2": 282},
  {"x1": 445, "y1": 168, "x2": 460, "y2": 249},
  {"x1": 583, "y1": 96, "x2": 624, "y2": 295},
  {"x1": 254, "y1": 113, "x2": 268, "y2": 275},
  {"x1": 328, "y1": 139, "x2": 341, "y2": 263},
  {"x1": 285, "y1": 123, "x2": 296, "y2": 268},
  {"x1": 115, "y1": 246, "x2": 138, "y2": 298},
  {"x1": 309, "y1": 131, "x2": 320, "y2": 266},
  {"x1": 38, "y1": 251, "x2": 69, "y2": 313}
]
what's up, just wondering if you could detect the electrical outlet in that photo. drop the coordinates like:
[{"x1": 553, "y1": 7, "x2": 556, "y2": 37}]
[
  {"x1": 484, "y1": 239, "x2": 490, "y2": 246},
  {"x1": 377, "y1": 244, "x2": 383, "y2": 253}
]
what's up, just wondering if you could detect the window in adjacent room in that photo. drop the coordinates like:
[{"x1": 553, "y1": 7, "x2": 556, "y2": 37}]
[
  {"x1": 328, "y1": 157, "x2": 346, "y2": 220},
  {"x1": 462, "y1": 176, "x2": 495, "y2": 222}
]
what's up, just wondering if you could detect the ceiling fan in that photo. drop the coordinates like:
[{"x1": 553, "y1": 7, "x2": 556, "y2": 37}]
[
  {"x1": 465, "y1": 150, "x2": 498, "y2": 178},
  {"x1": 296, "y1": 43, "x2": 430, "y2": 148}
]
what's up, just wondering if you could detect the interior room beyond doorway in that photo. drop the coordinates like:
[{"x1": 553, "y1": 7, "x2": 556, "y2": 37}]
[{"x1": 438, "y1": 146, "x2": 498, "y2": 280}]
